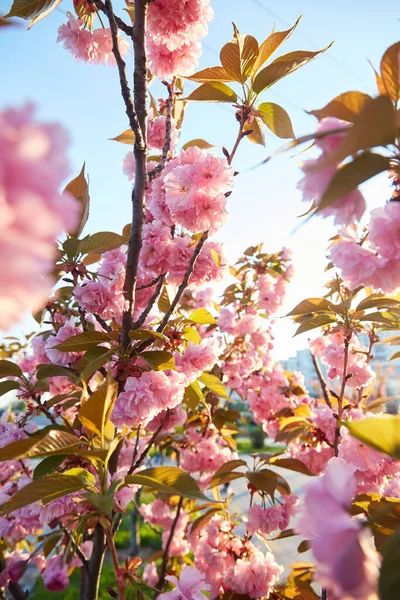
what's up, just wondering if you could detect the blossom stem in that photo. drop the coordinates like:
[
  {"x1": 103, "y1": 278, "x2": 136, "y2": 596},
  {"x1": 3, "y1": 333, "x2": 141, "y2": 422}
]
[
  {"x1": 334, "y1": 335, "x2": 350, "y2": 456},
  {"x1": 156, "y1": 497, "x2": 184, "y2": 594},
  {"x1": 310, "y1": 351, "x2": 332, "y2": 409}
]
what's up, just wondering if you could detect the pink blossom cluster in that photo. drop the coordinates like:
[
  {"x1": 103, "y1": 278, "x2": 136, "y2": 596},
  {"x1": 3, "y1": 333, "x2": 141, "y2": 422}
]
[
  {"x1": 257, "y1": 272, "x2": 291, "y2": 314},
  {"x1": 331, "y1": 202, "x2": 400, "y2": 293},
  {"x1": 180, "y1": 425, "x2": 238, "y2": 479},
  {"x1": 298, "y1": 117, "x2": 366, "y2": 225},
  {"x1": 57, "y1": 12, "x2": 129, "y2": 65},
  {"x1": 140, "y1": 499, "x2": 190, "y2": 557},
  {"x1": 247, "y1": 494, "x2": 299, "y2": 536},
  {"x1": 174, "y1": 338, "x2": 222, "y2": 384},
  {"x1": 0, "y1": 104, "x2": 78, "y2": 329},
  {"x1": 112, "y1": 369, "x2": 186, "y2": 428},
  {"x1": 297, "y1": 457, "x2": 380, "y2": 599},
  {"x1": 188, "y1": 515, "x2": 283, "y2": 598},
  {"x1": 310, "y1": 332, "x2": 375, "y2": 389},
  {"x1": 158, "y1": 567, "x2": 210, "y2": 600},
  {"x1": 74, "y1": 246, "x2": 128, "y2": 321},
  {"x1": 148, "y1": 146, "x2": 233, "y2": 234},
  {"x1": 146, "y1": 0, "x2": 213, "y2": 79}
]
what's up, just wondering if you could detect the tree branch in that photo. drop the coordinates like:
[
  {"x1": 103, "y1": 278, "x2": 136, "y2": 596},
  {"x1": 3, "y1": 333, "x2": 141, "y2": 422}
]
[
  {"x1": 148, "y1": 80, "x2": 175, "y2": 181},
  {"x1": 310, "y1": 351, "x2": 332, "y2": 409},
  {"x1": 157, "y1": 232, "x2": 208, "y2": 333},
  {"x1": 334, "y1": 336, "x2": 350, "y2": 456},
  {"x1": 90, "y1": 0, "x2": 133, "y2": 36},
  {"x1": 156, "y1": 497, "x2": 183, "y2": 594},
  {"x1": 128, "y1": 410, "x2": 170, "y2": 474},
  {"x1": 122, "y1": 0, "x2": 149, "y2": 346},
  {"x1": 133, "y1": 274, "x2": 165, "y2": 329}
]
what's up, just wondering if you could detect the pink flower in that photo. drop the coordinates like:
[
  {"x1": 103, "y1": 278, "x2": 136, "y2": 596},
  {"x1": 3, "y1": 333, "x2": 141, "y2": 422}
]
[
  {"x1": 174, "y1": 338, "x2": 222, "y2": 384},
  {"x1": 314, "y1": 117, "x2": 351, "y2": 154},
  {"x1": 147, "y1": 0, "x2": 213, "y2": 50},
  {"x1": 57, "y1": 13, "x2": 129, "y2": 65},
  {"x1": 57, "y1": 12, "x2": 97, "y2": 63},
  {"x1": 143, "y1": 562, "x2": 159, "y2": 587},
  {"x1": 147, "y1": 38, "x2": 202, "y2": 79},
  {"x1": 297, "y1": 457, "x2": 380, "y2": 598},
  {"x1": 158, "y1": 566, "x2": 211, "y2": 600},
  {"x1": 148, "y1": 111, "x2": 179, "y2": 151},
  {"x1": 0, "y1": 104, "x2": 78, "y2": 329},
  {"x1": 45, "y1": 318, "x2": 83, "y2": 367},
  {"x1": 41, "y1": 556, "x2": 69, "y2": 592},
  {"x1": 146, "y1": 404, "x2": 187, "y2": 432},
  {"x1": 112, "y1": 370, "x2": 186, "y2": 428},
  {"x1": 298, "y1": 158, "x2": 365, "y2": 225},
  {"x1": 224, "y1": 547, "x2": 283, "y2": 599},
  {"x1": 168, "y1": 237, "x2": 227, "y2": 288},
  {"x1": 74, "y1": 281, "x2": 112, "y2": 315},
  {"x1": 369, "y1": 202, "x2": 400, "y2": 260}
]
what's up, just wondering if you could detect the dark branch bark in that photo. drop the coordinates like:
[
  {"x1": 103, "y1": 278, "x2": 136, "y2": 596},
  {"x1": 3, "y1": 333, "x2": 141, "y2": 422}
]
[
  {"x1": 90, "y1": 0, "x2": 133, "y2": 36},
  {"x1": 81, "y1": 525, "x2": 106, "y2": 600},
  {"x1": 122, "y1": 0, "x2": 148, "y2": 346},
  {"x1": 310, "y1": 351, "x2": 332, "y2": 409},
  {"x1": 148, "y1": 80, "x2": 175, "y2": 181},
  {"x1": 129, "y1": 410, "x2": 170, "y2": 474},
  {"x1": 133, "y1": 274, "x2": 165, "y2": 328},
  {"x1": 156, "y1": 497, "x2": 183, "y2": 594},
  {"x1": 157, "y1": 232, "x2": 209, "y2": 333}
]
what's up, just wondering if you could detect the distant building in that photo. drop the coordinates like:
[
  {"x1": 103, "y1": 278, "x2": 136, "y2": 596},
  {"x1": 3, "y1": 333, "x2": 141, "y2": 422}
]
[{"x1": 282, "y1": 331, "x2": 400, "y2": 400}]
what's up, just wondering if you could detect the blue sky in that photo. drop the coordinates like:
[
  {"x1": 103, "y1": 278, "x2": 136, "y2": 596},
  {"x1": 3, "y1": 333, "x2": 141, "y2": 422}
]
[{"x1": 1, "y1": 0, "x2": 398, "y2": 358}]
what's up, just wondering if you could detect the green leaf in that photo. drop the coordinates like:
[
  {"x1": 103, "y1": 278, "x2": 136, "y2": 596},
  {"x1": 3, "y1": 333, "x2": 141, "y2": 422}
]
[
  {"x1": 125, "y1": 466, "x2": 212, "y2": 502},
  {"x1": 380, "y1": 41, "x2": 400, "y2": 105},
  {"x1": 187, "y1": 66, "x2": 235, "y2": 83},
  {"x1": 390, "y1": 352, "x2": 400, "y2": 361},
  {"x1": 0, "y1": 360, "x2": 22, "y2": 379},
  {"x1": 319, "y1": 95, "x2": 397, "y2": 167},
  {"x1": 356, "y1": 294, "x2": 400, "y2": 312},
  {"x1": 187, "y1": 308, "x2": 216, "y2": 325},
  {"x1": 158, "y1": 285, "x2": 171, "y2": 314},
  {"x1": 346, "y1": 416, "x2": 400, "y2": 458},
  {"x1": 379, "y1": 528, "x2": 400, "y2": 600},
  {"x1": 36, "y1": 364, "x2": 76, "y2": 380},
  {"x1": 199, "y1": 373, "x2": 230, "y2": 399},
  {"x1": 0, "y1": 474, "x2": 88, "y2": 516},
  {"x1": 208, "y1": 459, "x2": 247, "y2": 488},
  {"x1": 78, "y1": 232, "x2": 126, "y2": 255},
  {"x1": 252, "y1": 44, "x2": 333, "y2": 95},
  {"x1": 294, "y1": 314, "x2": 337, "y2": 336},
  {"x1": 185, "y1": 82, "x2": 238, "y2": 103},
  {"x1": 243, "y1": 115, "x2": 265, "y2": 146},
  {"x1": 64, "y1": 164, "x2": 89, "y2": 237},
  {"x1": 269, "y1": 457, "x2": 315, "y2": 476},
  {"x1": 80, "y1": 348, "x2": 116, "y2": 382},
  {"x1": 190, "y1": 508, "x2": 221, "y2": 535},
  {"x1": 62, "y1": 467, "x2": 96, "y2": 488},
  {"x1": 5, "y1": 0, "x2": 61, "y2": 22},
  {"x1": 308, "y1": 91, "x2": 373, "y2": 123},
  {"x1": 33, "y1": 455, "x2": 66, "y2": 480},
  {"x1": 141, "y1": 351, "x2": 175, "y2": 371},
  {"x1": 251, "y1": 17, "x2": 302, "y2": 77},
  {"x1": 79, "y1": 374, "x2": 118, "y2": 439},
  {"x1": 183, "y1": 381, "x2": 205, "y2": 410},
  {"x1": 287, "y1": 297, "x2": 334, "y2": 316},
  {"x1": 220, "y1": 33, "x2": 259, "y2": 83},
  {"x1": 54, "y1": 331, "x2": 114, "y2": 352},
  {"x1": 110, "y1": 129, "x2": 135, "y2": 144},
  {"x1": 257, "y1": 102, "x2": 295, "y2": 139},
  {"x1": 0, "y1": 380, "x2": 20, "y2": 396},
  {"x1": 0, "y1": 429, "x2": 86, "y2": 461},
  {"x1": 181, "y1": 139, "x2": 215, "y2": 151},
  {"x1": 246, "y1": 468, "x2": 291, "y2": 499},
  {"x1": 317, "y1": 153, "x2": 391, "y2": 212}
]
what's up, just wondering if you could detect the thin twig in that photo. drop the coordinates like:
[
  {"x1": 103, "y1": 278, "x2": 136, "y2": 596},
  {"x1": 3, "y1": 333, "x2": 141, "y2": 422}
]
[
  {"x1": 334, "y1": 336, "x2": 350, "y2": 456},
  {"x1": 61, "y1": 525, "x2": 89, "y2": 569},
  {"x1": 157, "y1": 232, "x2": 209, "y2": 333},
  {"x1": 129, "y1": 410, "x2": 170, "y2": 474},
  {"x1": 137, "y1": 274, "x2": 164, "y2": 290},
  {"x1": 133, "y1": 274, "x2": 165, "y2": 328},
  {"x1": 310, "y1": 351, "x2": 332, "y2": 409},
  {"x1": 156, "y1": 497, "x2": 184, "y2": 594},
  {"x1": 94, "y1": 314, "x2": 113, "y2": 333},
  {"x1": 148, "y1": 80, "x2": 175, "y2": 181},
  {"x1": 90, "y1": 0, "x2": 133, "y2": 36}
]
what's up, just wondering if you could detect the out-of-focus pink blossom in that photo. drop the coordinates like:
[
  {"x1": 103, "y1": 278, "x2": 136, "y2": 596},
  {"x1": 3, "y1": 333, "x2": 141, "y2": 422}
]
[
  {"x1": 174, "y1": 338, "x2": 222, "y2": 384},
  {"x1": 41, "y1": 556, "x2": 69, "y2": 592},
  {"x1": 158, "y1": 566, "x2": 211, "y2": 600}
]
